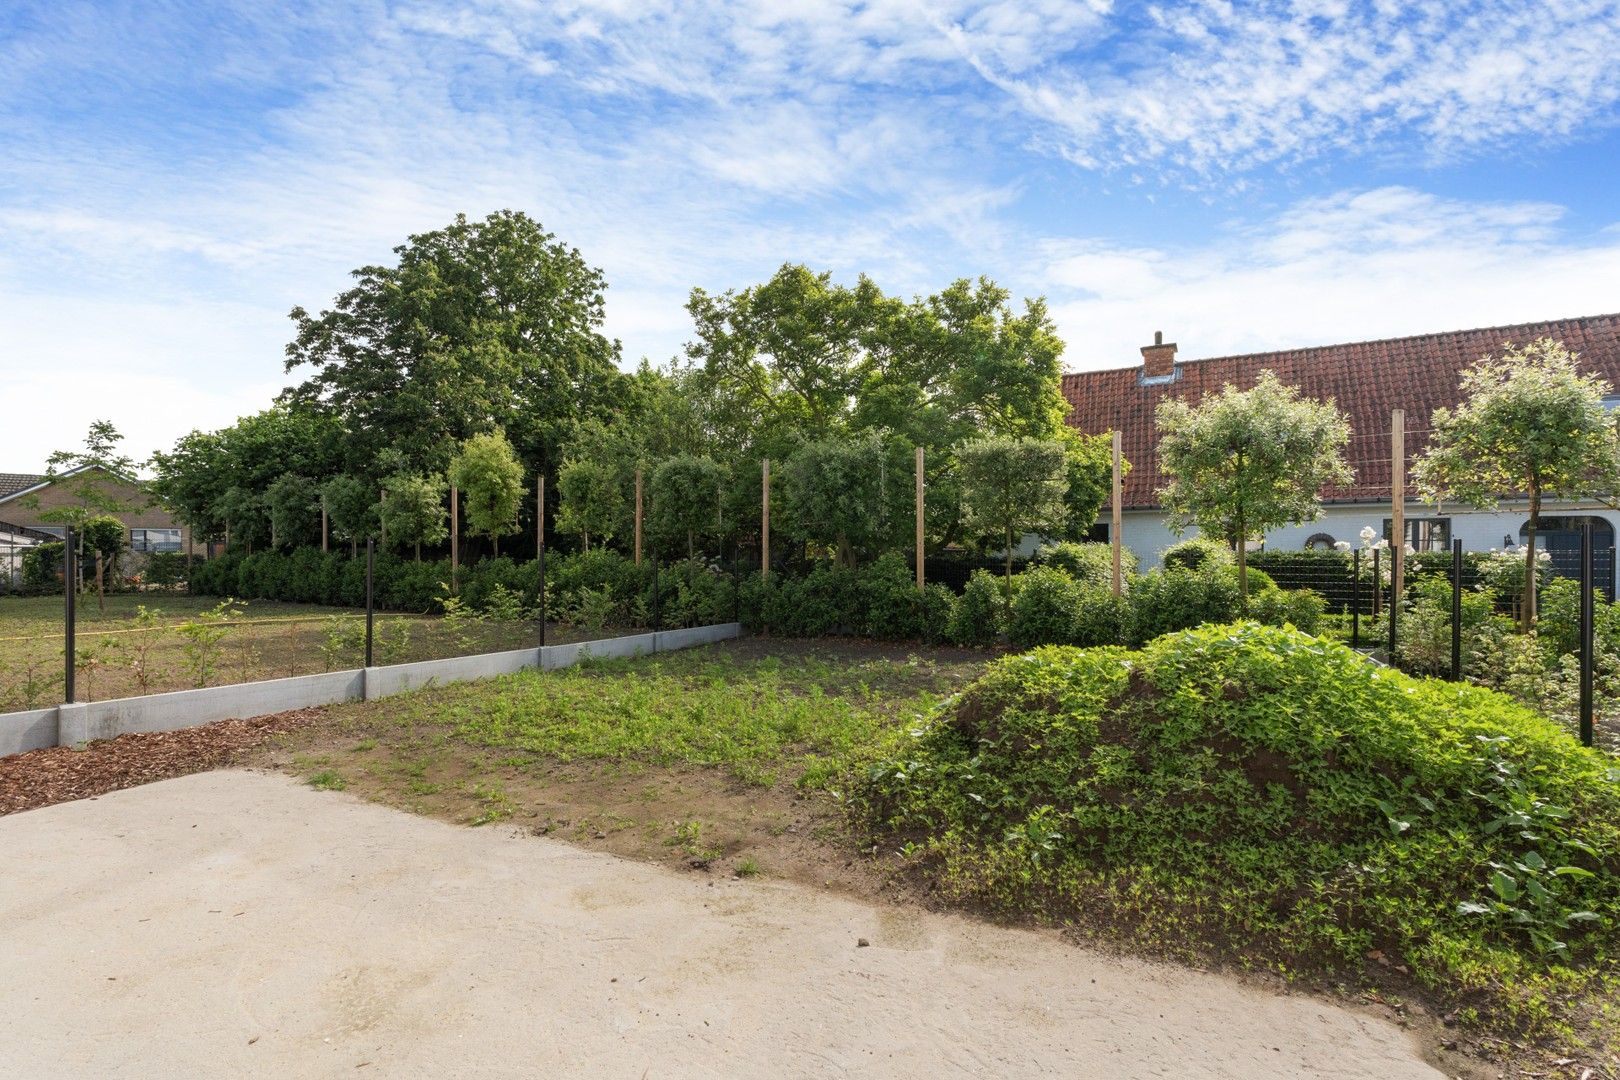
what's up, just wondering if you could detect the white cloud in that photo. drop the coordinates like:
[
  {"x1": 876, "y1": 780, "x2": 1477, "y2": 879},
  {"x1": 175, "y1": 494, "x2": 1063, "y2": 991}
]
[
  {"x1": 1041, "y1": 187, "x2": 1620, "y2": 368},
  {"x1": 973, "y1": 0, "x2": 1620, "y2": 174}
]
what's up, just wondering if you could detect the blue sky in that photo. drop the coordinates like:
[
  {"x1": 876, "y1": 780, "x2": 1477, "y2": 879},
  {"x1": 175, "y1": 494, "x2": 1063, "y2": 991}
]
[{"x1": 4, "y1": 0, "x2": 1620, "y2": 471}]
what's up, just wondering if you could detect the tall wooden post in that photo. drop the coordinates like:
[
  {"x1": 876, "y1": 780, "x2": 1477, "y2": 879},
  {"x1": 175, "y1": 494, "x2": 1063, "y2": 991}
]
[
  {"x1": 914, "y1": 446, "x2": 925, "y2": 591},
  {"x1": 761, "y1": 458, "x2": 771, "y2": 581},
  {"x1": 634, "y1": 467, "x2": 644, "y2": 566},
  {"x1": 321, "y1": 497, "x2": 329, "y2": 553},
  {"x1": 450, "y1": 483, "x2": 460, "y2": 594},
  {"x1": 1391, "y1": 410, "x2": 1405, "y2": 604},
  {"x1": 536, "y1": 475, "x2": 544, "y2": 557},
  {"x1": 1110, "y1": 430, "x2": 1124, "y2": 597}
]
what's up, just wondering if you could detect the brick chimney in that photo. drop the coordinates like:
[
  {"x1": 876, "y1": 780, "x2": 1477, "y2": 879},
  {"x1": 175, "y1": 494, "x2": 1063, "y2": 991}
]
[{"x1": 1141, "y1": 330, "x2": 1177, "y2": 379}]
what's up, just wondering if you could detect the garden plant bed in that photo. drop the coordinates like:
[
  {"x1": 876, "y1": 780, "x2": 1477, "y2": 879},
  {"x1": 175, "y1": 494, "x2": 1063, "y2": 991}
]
[
  {"x1": 0, "y1": 594, "x2": 634, "y2": 710},
  {"x1": 2, "y1": 635, "x2": 1612, "y2": 1078}
]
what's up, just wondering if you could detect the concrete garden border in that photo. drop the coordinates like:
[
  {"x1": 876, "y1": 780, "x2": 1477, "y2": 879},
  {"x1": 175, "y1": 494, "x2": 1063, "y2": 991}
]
[{"x1": 1, "y1": 623, "x2": 741, "y2": 757}]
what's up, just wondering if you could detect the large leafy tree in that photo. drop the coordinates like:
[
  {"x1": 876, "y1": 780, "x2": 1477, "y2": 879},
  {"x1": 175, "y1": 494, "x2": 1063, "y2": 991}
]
[
  {"x1": 1414, "y1": 338, "x2": 1620, "y2": 627},
  {"x1": 320, "y1": 474, "x2": 375, "y2": 556},
  {"x1": 380, "y1": 473, "x2": 449, "y2": 561},
  {"x1": 282, "y1": 210, "x2": 625, "y2": 479},
  {"x1": 556, "y1": 458, "x2": 624, "y2": 552},
  {"x1": 448, "y1": 430, "x2": 525, "y2": 556},
  {"x1": 264, "y1": 473, "x2": 321, "y2": 549},
  {"x1": 149, "y1": 405, "x2": 341, "y2": 546},
  {"x1": 1156, "y1": 370, "x2": 1352, "y2": 606},
  {"x1": 647, "y1": 454, "x2": 725, "y2": 559},
  {"x1": 782, "y1": 433, "x2": 898, "y2": 567},
  {"x1": 956, "y1": 437, "x2": 1070, "y2": 594}
]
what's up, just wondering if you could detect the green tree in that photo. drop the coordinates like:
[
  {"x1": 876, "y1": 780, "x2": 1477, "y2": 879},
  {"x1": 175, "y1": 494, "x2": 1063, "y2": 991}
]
[
  {"x1": 81, "y1": 514, "x2": 126, "y2": 613},
  {"x1": 1058, "y1": 430, "x2": 1120, "y2": 541},
  {"x1": 556, "y1": 458, "x2": 624, "y2": 552},
  {"x1": 380, "y1": 473, "x2": 449, "y2": 560},
  {"x1": 956, "y1": 437, "x2": 1070, "y2": 596},
  {"x1": 782, "y1": 434, "x2": 895, "y2": 566},
  {"x1": 448, "y1": 431, "x2": 525, "y2": 556},
  {"x1": 283, "y1": 210, "x2": 624, "y2": 479},
  {"x1": 1156, "y1": 370, "x2": 1352, "y2": 607},
  {"x1": 264, "y1": 473, "x2": 321, "y2": 549},
  {"x1": 648, "y1": 454, "x2": 725, "y2": 558},
  {"x1": 24, "y1": 420, "x2": 138, "y2": 528},
  {"x1": 1414, "y1": 338, "x2": 1620, "y2": 627},
  {"x1": 320, "y1": 475, "x2": 375, "y2": 556}
]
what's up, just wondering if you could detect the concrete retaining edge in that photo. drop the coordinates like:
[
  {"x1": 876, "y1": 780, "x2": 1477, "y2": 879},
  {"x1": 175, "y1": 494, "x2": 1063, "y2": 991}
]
[{"x1": 2, "y1": 623, "x2": 741, "y2": 754}]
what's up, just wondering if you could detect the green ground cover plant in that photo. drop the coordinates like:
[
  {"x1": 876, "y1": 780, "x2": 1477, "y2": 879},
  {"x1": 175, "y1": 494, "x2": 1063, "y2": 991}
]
[{"x1": 859, "y1": 622, "x2": 1620, "y2": 1046}]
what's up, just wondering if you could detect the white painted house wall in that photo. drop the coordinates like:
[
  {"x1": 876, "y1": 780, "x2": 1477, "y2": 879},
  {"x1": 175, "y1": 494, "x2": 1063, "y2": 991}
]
[{"x1": 1113, "y1": 502, "x2": 1620, "y2": 572}]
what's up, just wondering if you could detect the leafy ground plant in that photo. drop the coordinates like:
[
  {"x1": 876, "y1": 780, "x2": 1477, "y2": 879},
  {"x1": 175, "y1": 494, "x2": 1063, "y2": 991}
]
[{"x1": 859, "y1": 622, "x2": 1620, "y2": 1049}]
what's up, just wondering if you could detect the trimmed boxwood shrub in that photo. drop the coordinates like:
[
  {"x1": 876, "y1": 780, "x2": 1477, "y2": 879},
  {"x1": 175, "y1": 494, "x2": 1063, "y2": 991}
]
[
  {"x1": 1161, "y1": 536, "x2": 1232, "y2": 572},
  {"x1": 947, "y1": 569, "x2": 1007, "y2": 647},
  {"x1": 1033, "y1": 542, "x2": 1137, "y2": 590}
]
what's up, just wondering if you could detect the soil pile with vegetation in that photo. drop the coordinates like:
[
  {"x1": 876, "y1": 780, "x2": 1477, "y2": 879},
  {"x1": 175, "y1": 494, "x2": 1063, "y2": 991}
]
[{"x1": 862, "y1": 622, "x2": 1620, "y2": 1047}]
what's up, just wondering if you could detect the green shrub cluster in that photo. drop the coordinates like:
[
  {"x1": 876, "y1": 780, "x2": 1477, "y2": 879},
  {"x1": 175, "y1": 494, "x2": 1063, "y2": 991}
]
[{"x1": 861, "y1": 622, "x2": 1620, "y2": 1036}]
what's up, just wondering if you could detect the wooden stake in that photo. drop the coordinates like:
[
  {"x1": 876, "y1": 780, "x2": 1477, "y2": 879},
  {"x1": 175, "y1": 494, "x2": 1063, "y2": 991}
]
[
  {"x1": 1391, "y1": 409, "x2": 1405, "y2": 601},
  {"x1": 761, "y1": 458, "x2": 771, "y2": 581},
  {"x1": 915, "y1": 446, "x2": 925, "y2": 591},
  {"x1": 321, "y1": 498, "x2": 329, "y2": 553},
  {"x1": 635, "y1": 467, "x2": 644, "y2": 566},
  {"x1": 450, "y1": 483, "x2": 459, "y2": 594},
  {"x1": 1111, "y1": 430, "x2": 1124, "y2": 597}
]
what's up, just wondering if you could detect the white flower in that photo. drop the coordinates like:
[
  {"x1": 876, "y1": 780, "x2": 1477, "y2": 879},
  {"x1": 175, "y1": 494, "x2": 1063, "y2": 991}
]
[
  {"x1": 1404, "y1": 543, "x2": 1417, "y2": 556},
  {"x1": 1359, "y1": 526, "x2": 1377, "y2": 543},
  {"x1": 1334, "y1": 540, "x2": 1351, "y2": 552}
]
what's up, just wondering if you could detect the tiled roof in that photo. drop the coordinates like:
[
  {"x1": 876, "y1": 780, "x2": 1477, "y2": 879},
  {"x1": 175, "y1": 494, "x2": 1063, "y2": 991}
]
[
  {"x1": 1062, "y1": 313, "x2": 1620, "y2": 510},
  {"x1": 0, "y1": 473, "x2": 45, "y2": 501}
]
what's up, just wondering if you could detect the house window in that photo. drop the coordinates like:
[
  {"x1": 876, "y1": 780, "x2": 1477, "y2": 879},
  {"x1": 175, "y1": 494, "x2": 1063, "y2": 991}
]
[
  {"x1": 1383, "y1": 517, "x2": 1450, "y2": 551},
  {"x1": 130, "y1": 528, "x2": 182, "y2": 553}
]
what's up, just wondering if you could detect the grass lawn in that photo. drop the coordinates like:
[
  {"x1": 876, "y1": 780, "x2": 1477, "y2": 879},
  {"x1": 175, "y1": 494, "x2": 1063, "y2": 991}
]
[
  {"x1": 0, "y1": 593, "x2": 617, "y2": 710},
  {"x1": 261, "y1": 637, "x2": 989, "y2": 878}
]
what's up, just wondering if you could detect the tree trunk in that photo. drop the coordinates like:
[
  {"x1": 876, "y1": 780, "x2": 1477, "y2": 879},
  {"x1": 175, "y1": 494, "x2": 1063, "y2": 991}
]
[
  {"x1": 1005, "y1": 525, "x2": 1015, "y2": 610},
  {"x1": 688, "y1": 530, "x2": 695, "y2": 560},
  {"x1": 96, "y1": 551, "x2": 105, "y2": 614},
  {"x1": 584, "y1": 531, "x2": 590, "y2": 553},
  {"x1": 351, "y1": 538, "x2": 357, "y2": 558},
  {"x1": 414, "y1": 541, "x2": 421, "y2": 563},
  {"x1": 1235, "y1": 514, "x2": 1249, "y2": 613},
  {"x1": 493, "y1": 534, "x2": 500, "y2": 557},
  {"x1": 1522, "y1": 486, "x2": 1541, "y2": 630}
]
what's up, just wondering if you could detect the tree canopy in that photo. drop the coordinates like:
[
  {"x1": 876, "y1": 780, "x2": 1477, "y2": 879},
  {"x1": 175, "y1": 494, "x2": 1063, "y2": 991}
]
[
  {"x1": 1156, "y1": 370, "x2": 1352, "y2": 604},
  {"x1": 956, "y1": 436, "x2": 1070, "y2": 592},
  {"x1": 448, "y1": 430, "x2": 525, "y2": 556},
  {"x1": 1414, "y1": 338, "x2": 1620, "y2": 625},
  {"x1": 282, "y1": 210, "x2": 625, "y2": 479}
]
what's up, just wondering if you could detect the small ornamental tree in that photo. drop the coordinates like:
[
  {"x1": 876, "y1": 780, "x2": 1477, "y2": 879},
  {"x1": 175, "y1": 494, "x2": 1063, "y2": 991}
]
[
  {"x1": 1059, "y1": 429, "x2": 1120, "y2": 541},
  {"x1": 648, "y1": 454, "x2": 725, "y2": 558},
  {"x1": 782, "y1": 434, "x2": 890, "y2": 566},
  {"x1": 1156, "y1": 370, "x2": 1352, "y2": 607},
  {"x1": 1414, "y1": 338, "x2": 1620, "y2": 627},
  {"x1": 380, "y1": 473, "x2": 449, "y2": 560},
  {"x1": 956, "y1": 436, "x2": 1069, "y2": 596},
  {"x1": 448, "y1": 430, "x2": 525, "y2": 556},
  {"x1": 81, "y1": 514, "x2": 126, "y2": 612},
  {"x1": 320, "y1": 475, "x2": 375, "y2": 556},
  {"x1": 265, "y1": 473, "x2": 321, "y2": 549},
  {"x1": 556, "y1": 458, "x2": 624, "y2": 552}
]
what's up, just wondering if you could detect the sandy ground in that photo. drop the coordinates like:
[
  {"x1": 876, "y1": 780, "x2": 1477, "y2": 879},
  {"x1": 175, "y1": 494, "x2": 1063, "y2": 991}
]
[{"x1": 0, "y1": 770, "x2": 1443, "y2": 1080}]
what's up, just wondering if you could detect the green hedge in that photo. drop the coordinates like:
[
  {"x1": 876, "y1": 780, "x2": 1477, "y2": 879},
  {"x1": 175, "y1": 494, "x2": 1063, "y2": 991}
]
[{"x1": 1247, "y1": 549, "x2": 1488, "y2": 613}]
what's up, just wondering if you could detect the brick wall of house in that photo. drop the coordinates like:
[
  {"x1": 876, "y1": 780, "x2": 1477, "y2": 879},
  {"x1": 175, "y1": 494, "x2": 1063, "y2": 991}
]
[{"x1": 0, "y1": 469, "x2": 189, "y2": 551}]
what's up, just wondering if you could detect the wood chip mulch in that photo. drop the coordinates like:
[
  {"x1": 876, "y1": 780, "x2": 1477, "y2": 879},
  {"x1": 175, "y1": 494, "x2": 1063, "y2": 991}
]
[{"x1": 0, "y1": 708, "x2": 323, "y2": 817}]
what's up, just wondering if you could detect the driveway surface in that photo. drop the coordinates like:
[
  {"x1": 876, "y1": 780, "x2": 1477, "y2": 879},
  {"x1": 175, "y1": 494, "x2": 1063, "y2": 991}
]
[{"x1": 0, "y1": 770, "x2": 1442, "y2": 1079}]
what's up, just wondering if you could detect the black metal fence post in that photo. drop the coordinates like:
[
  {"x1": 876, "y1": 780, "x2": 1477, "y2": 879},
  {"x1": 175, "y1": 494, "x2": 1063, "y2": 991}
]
[
  {"x1": 1351, "y1": 549, "x2": 1361, "y2": 649},
  {"x1": 652, "y1": 553, "x2": 662, "y2": 632},
  {"x1": 1451, "y1": 538, "x2": 1463, "y2": 681},
  {"x1": 64, "y1": 527, "x2": 76, "y2": 704},
  {"x1": 1580, "y1": 519, "x2": 1595, "y2": 748},
  {"x1": 364, "y1": 539, "x2": 375, "y2": 668},
  {"x1": 1371, "y1": 547, "x2": 1381, "y2": 621}
]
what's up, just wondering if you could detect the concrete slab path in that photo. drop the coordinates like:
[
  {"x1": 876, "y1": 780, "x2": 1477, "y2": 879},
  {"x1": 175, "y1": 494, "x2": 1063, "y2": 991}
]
[{"x1": 0, "y1": 770, "x2": 1442, "y2": 1079}]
